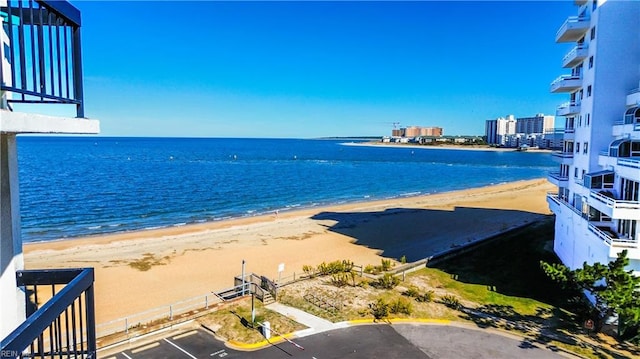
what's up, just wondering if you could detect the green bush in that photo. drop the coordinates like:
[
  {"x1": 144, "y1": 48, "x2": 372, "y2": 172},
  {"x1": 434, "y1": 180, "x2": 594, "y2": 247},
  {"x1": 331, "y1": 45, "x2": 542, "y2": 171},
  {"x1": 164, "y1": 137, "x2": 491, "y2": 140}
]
[
  {"x1": 364, "y1": 264, "x2": 377, "y2": 274},
  {"x1": 403, "y1": 286, "x2": 420, "y2": 298},
  {"x1": 317, "y1": 260, "x2": 354, "y2": 276},
  {"x1": 416, "y1": 290, "x2": 435, "y2": 303},
  {"x1": 400, "y1": 255, "x2": 407, "y2": 264},
  {"x1": 440, "y1": 295, "x2": 461, "y2": 309},
  {"x1": 390, "y1": 297, "x2": 413, "y2": 315},
  {"x1": 302, "y1": 265, "x2": 315, "y2": 277},
  {"x1": 381, "y1": 259, "x2": 393, "y2": 271},
  {"x1": 375, "y1": 273, "x2": 400, "y2": 289},
  {"x1": 369, "y1": 298, "x2": 389, "y2": 320}
]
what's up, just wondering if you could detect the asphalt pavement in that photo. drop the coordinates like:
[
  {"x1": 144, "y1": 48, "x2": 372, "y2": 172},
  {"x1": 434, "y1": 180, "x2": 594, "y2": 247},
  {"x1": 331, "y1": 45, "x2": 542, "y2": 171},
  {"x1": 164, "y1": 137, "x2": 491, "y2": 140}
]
[{"x1": 101, "y1": 324, "x2": 576, "y2": 359}]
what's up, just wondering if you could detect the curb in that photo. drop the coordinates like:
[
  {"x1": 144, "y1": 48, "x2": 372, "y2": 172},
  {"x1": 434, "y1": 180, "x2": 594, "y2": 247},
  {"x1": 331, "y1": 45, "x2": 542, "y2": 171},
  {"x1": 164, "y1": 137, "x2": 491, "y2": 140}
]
[{"x1": 226, "y1": 332, "x2": 296, "y2": 351}]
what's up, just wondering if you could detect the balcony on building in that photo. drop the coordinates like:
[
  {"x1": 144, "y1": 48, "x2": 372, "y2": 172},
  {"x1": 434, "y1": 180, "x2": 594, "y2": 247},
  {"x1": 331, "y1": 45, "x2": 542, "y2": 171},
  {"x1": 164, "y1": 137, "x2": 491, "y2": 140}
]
[
  {"x1": 588, "y1": 224, "x2": 640, "y2": 259},
  {"x1": 1, "y1": 1, "x2": 98, "y2": 357},
  {"x1": 548, "y1": 171, "x2": 569, "y2": 187},
  {"x1": 552, "y1": 150, "x2": 575, "y2": 164},
  {"x1": 598, "y1": 139, "x2": 640, "y2": 179},
  {"x1": 611, "y1": 106, "x2": 640, "y2": 139},
  {"x1": 1, "y1": 269, "x2": 97, "y2": 358},
  {"x1": 550, "y1": 74, "x2": 583, "y2": 93},
  {"x1": 562, "y1": 44, "x2": 588, "y2": 68},
  {"x1": 556, "y1": 15, "x2": 590, "y2": 43},
  {"x1": 556, "y1": 101, "x2": 581, "y2": 117},
  {"x1": 627, "y1": 87, "x2": 640, "y2": 107}
]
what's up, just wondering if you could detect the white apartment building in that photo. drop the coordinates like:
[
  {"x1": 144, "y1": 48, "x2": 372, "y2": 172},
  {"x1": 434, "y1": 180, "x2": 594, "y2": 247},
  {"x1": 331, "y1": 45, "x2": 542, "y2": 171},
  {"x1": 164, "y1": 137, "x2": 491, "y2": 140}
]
[
  {"x1": 547, "y1": 0, "x2": 640, "y2": 274},
  {"x1": 485, "y1": 114, "x2": 516, "y2": 146}
]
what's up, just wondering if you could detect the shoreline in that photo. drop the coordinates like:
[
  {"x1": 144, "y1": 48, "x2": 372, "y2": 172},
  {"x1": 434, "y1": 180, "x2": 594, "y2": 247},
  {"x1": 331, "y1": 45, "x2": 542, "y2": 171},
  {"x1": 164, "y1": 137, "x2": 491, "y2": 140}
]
[
  {"x1": 24, "y1": 178, "x2": 545, "y2": 252},
  {"x1": 342, "y1": 141, "x2": 554, "y2": 153},
  {"x1": 24, "y1": 178, "x2": 555, "y2": 325}
]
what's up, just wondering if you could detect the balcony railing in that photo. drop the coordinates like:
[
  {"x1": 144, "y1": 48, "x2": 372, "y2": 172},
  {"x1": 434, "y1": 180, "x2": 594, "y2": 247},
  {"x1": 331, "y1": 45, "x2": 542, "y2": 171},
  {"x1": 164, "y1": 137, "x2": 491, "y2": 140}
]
[
  {"x1": 547, "y1": 193, "x2": 583, "y2": 217},
  {"x1": 619, "y1": 157, "x2": 640, "y2": 169},
  {"x1": 590, "y1": 190, "x2": 640, "y2": 210},
  {"x1": 562, "y1": 44, "x2": 588, "y2": 68},
  {"x1": 588, "y1": 224, "x2": 638, "y2": 248},
  {"x1": 556, "y1": 15, "x2": 590, "y2": 42},
  {"x1": 556, "y1": 101, "x2": 581, "y2": 116},
  {"x1": 552, "y1": 150, "x2": 574, "y2": 159},
  {"x1": 0, "y1": 268, "x2": 96, "y2": 359},
  {"x1": 0, "y1": 0, "x2": 84, "y2": 117},
  {"x1": 550, "y1": 75, "x2": 582, "y2": 93}
]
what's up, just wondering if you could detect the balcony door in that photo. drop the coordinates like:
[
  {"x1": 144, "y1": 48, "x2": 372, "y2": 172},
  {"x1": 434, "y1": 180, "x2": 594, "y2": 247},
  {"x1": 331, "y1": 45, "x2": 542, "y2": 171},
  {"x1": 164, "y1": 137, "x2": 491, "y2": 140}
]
[{"x1": 621, "y1": 178, "x2": 640, "y2": 201}]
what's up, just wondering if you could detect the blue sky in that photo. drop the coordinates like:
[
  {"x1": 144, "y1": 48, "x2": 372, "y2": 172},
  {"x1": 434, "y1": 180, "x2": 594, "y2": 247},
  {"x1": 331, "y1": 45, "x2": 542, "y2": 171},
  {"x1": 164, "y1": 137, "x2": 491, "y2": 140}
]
[{"x1": 39, "y1": 1, "x2": 576, "y2": 138}]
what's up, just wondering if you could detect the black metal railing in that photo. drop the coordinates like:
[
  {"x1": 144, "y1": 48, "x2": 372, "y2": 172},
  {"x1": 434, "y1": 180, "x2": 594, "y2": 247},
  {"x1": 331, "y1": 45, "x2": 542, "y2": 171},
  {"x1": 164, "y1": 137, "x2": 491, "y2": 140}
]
[
  {"x1": 1, "y1": 0, "x2": 84, "y2": 117},
  {"x1": 0, "y1": 268, "x2": 96, "y2": 359}
]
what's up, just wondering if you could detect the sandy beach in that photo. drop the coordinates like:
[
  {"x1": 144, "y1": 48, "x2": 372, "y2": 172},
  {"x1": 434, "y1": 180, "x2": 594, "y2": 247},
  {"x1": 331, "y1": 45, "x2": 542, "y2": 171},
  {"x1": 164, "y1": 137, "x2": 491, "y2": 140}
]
[
  {"x1": 344, "y1": 141, "x2": 553, "y2": 153},
  {"x1": 24, "y1": 178, "x2": 554, "y2": 325}
]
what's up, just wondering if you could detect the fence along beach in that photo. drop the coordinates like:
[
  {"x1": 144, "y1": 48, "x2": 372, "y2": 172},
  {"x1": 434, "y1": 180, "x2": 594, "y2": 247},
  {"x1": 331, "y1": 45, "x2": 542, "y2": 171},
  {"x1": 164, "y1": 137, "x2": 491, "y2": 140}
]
[{"x1": 24, "y1": 178, "x2": 554, "y2": 325}]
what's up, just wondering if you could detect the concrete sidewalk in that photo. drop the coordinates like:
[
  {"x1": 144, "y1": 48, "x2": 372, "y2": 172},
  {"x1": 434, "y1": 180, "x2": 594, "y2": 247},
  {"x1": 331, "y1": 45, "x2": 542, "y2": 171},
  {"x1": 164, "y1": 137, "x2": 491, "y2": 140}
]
[{"x1": 265, "y1": 302, "x2": 339, "y2": 337}]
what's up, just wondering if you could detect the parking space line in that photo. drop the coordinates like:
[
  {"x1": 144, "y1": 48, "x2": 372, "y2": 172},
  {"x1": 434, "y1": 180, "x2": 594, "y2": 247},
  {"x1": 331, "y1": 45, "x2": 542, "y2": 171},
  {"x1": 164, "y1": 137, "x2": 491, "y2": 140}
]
[
  {"x1": 164, "y1": 338, "x2": 198, "y2": 359},
  {"x1": 173, "y1": 330, "x2": 198, "y2": 340},
  {"x1": 121, "y1": 352, "x2": 134, "y2": 359},
  {"x1": 131, "y1": 342, "x2": 160, "y2": 354}
]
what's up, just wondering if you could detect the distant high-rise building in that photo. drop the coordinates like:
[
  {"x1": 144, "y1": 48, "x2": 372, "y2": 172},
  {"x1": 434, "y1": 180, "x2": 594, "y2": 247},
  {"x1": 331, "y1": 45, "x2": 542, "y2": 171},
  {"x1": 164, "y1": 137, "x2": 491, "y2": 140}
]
[
  {"x1": 516, "y1": 114, "x2": 555, "y2": 135},
  {"x1": 393, "y1": 126, "x2": 442, "y2": 138},
  {"x1": 485, "y1": 115, "x2": 516, "y2": 146}
]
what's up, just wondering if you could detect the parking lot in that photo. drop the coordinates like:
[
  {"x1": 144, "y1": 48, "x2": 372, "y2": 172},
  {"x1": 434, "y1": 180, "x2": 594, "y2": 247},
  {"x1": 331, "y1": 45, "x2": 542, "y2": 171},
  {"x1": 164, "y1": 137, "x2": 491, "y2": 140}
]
[{"x1": 102, "y1": 324, "x2": 575, "y2": 359}]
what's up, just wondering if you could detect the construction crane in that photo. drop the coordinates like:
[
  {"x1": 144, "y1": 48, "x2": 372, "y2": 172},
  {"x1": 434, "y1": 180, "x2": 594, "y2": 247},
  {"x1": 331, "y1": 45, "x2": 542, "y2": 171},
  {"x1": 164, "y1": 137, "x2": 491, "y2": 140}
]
[{"x1": 392, "y1": 122, "x2": 401, "y2": 129}]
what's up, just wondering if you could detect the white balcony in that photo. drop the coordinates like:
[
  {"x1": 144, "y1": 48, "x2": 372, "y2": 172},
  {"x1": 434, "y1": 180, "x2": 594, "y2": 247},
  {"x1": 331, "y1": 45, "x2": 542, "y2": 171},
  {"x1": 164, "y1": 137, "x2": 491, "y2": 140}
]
[
  {"x1": 552, "y1": 150, "x2": 575, "y2": 164},
  {"x1": 562, "y1": 45, "x2": 588, "y2": 68},
  {"x1": 556, "y1": 16, "x2": 590, "y2": 43},
  {"x1": 627, "y1": 88, "x2": 640, "y2": 107},
  {"x1": 550, "y1": 75, "x2": 582, "y2": 93},
  {"x1": 556, "y1": 101, "x2": 581, "y2": 116},
  {"x1": 617, "y1": 157, "x2": 640, "y2": 180},
  {"x1": 563, "y1": 128, "x2": 575, "y2": 141},
  {"x1": 588, "y1": 190, "x2": 640, "y2": 220},
  {"x1": 547, "y1": 193, "x2": 562, "y2": 214},
  {"x1": 588, "y1": 224, "x2": 640, "y2": 259},
  {"x1": 548, "y1": 172, "x2": 569, "y2": 187}
]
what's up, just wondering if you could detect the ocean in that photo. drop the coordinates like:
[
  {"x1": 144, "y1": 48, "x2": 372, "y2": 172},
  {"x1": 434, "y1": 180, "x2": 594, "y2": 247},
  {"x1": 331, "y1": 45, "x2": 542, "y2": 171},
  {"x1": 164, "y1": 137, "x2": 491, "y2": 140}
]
[{"x1": 17, "y1": 137, "x2": 555, "y2": 243}]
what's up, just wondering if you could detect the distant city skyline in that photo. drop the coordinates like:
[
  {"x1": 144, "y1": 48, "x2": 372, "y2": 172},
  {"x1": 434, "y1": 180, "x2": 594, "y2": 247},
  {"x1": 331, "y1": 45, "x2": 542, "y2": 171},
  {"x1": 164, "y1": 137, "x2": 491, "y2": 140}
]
[{"x1": 13, "y1": 1, "x2": 575, "y2": 138}]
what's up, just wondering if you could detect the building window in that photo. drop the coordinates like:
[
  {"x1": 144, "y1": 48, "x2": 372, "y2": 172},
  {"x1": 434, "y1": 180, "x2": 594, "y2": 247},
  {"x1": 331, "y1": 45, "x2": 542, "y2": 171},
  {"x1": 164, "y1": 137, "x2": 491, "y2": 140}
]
[
  {"x1": 582, "y1": 169, "x2": 586, "y2": 178},
  {"x1": 584, "y1": 142, "x2": 588, "y2": 154},
  {"x1": 593, "y1": 0, "x2": 598, "y2": 11},
  {"x1": 587, "y1": 85, "x2": 592, "y2": 97},
  {"x1": 590, "y1": 26, "x2": 596, "y2": 40},
  {"x1": 578, "y1": 115, "x2": 582, "y2": 127},
  {"x1": 576, "y1": 142, "x2": 580, "y2": 153},
  {"x1": 588, "y1": 56, "x2": 593, "y2": 69},
  {"x1": 574, "y1": 167, "x2": 578, "y2": 178},
  {"x1": 586, "y1": 113, "x2": 590, "y2": 126}
]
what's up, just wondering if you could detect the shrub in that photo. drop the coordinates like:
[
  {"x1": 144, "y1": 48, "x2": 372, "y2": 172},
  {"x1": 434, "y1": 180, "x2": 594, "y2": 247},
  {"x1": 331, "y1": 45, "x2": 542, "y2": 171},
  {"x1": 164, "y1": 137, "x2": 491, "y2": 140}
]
[
  {"x1": 381, "y1": 259, "x2": 392, "y2": 271},
  {"x1": 403, "y1": 286, "x2": 420, "y2": 298},
  {"x1": 302, "y1": 265, "x2": 315, "y2": 278},
  {"x1": 317, "y1": 260, "x2": 354, "y2": 276},
  {"x1": 400, "y1": 255, "x2": 407, "y2": 264},
  {"x1": 363, "y1": 264, "x2": 376, "y2": 274},
  {"x1": 375, "y1": 273, "x2": 400, "y2": 289},
  {"x1": 369, "y1": 298, "x2": 389, "y2": 320},
  {"x1": 390, "y1": 297, "x2": 413, "y2": 315},
  {"x1": 440, "y1": 295, "x2": 461, "y2": 309},
  {"x1": 416, "y1": 290, "x2": 435, "y2": 303}
]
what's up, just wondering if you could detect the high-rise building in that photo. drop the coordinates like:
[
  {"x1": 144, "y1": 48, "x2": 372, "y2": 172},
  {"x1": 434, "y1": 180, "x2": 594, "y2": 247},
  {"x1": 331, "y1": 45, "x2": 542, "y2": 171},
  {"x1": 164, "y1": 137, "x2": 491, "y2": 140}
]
[
  {"x1": 547, "y1": 0, "x2": 640, "y2": 274},
  {"x1": 516, "y1": 114, "x2": 555, "y2": 135},
  {"x1": 485, "y1": 115, "x2": 516, "y2": 146}
]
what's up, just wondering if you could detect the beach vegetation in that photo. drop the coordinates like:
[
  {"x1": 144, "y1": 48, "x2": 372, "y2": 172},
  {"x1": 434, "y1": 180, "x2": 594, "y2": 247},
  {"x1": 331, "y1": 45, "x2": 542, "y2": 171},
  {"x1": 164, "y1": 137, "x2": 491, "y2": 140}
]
[
  {"x1": 330, "y1": 272, "x2": 356, "y2": 288},
  {"x1": 197, "y1": 297, "x2": 306, "y2": 344},
  {"x1": 400, "y1": 255, "x2": 407, "y2": 264},
  {"x1": 381, "y1": 258, "x2": 393, "y2": 271},
  {"x1": 302, "y1": 264, "x2": 315, "y2": 278},
  {"x1": 369, "y1": 298, "x2": 390, "y2": 320},
  {"x1": 316, "y1": 259, "x2": 354, "y2": 276},
  {"x1": 374, "y1": 273, "x2": 400, "y2": 289},
  {"x1": 127, "y1": 253, "x2": 171, "y2": 271},
  {"x1": 440, "y1": 295, "x2": 461, "y2": 310},
  {"x1": 390, "y1": 297, "x2": 413, "y2": 315},
  {"x1": 403, "y1": 285, "x2": 420, "y2": 298}
]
